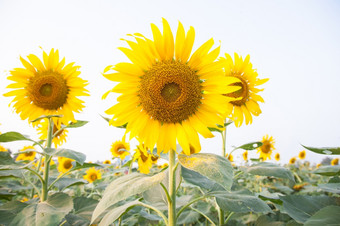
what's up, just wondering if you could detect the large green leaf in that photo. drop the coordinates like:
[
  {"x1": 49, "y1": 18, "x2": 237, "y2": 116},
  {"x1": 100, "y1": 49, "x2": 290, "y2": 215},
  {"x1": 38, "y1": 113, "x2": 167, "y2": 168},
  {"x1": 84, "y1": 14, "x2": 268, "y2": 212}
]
[
  {"x1": 10, "y1": 192, "x2": 73, "y2": 226},
  {"x1": 212, "y1": 189, "x2": 272, "y2": 213},
  {"x1": 317, "y1": 183, "x2": 340, "y2": 194},
  {"x1": 312, "y1": 165, "x2": 340, "y2": 176},
  {"x1": 280, "y1": 195, "x2": 339, "y2": 223},
  {"x1": 50, "y1": 149, "x2": 86, "y2": 164},
  {"x1": 51, "y1": 177, "x2": 87, "y2": 191},
  {"x1": 91, "y1": 172, "x2": 166, "y2": 223},
  {"x1": 304, "y1": 205, "x2": 340, "y2": 226},
  {"x1": 0, "y1": 200, "x2": 28, "y2": 225},
  {"x1": 181, "y1": 167, "x2": 224, "y2": 191},
  {"x1": 0, "y1": 152, "x2": 15, "y2": 165},
  {"x1": 0, "y1": 132, "x2": 33, "y2": 143},
  {"x1": 244, "y1": 162, "x2": 295, "y2": 182},
  {"x1": 302, "y1": 145, "x2": 340, "y2": 155},
  {"x1": 65, "y1": 197, "x2": 99, "y2": 225},
  {"x1": 178, "y1": 153, "x2": 233, "y2": 191}
]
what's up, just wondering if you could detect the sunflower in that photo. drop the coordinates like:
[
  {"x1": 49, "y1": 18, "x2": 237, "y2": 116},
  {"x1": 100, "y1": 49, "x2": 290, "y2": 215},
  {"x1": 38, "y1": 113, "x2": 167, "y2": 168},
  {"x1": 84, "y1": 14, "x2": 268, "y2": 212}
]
[
  {"x1": 37, "y1": 118, "x2": 68, "y2": 148},
  {"x1": 16, "y1": 146, "x2": 36, "y2": 161},
  {"x1": 103, "y1": 160, "x2": 111, "y2": 164},
  {"x1": 102, "y1": 19, "x2": 239, "y2": 155},
  {"x1": 242, "y1": 151, "x2": 248, "y2": 161},
  {"x1": 133, "y1": 144, "x2": 153, "y2": 174},
  {"x1": 0, "y1": 145, "x2": 8, "y2": 152},
  {"x1": 331, "y1": 158, "x2": 339, "y2": 166},
  {"x1": 274, "y1": 153, "x2": 280, "y2": 161},
  {"x1": 150, "y1": 154, "x2": 159, "y2": 164},
  {"x1": 289, "y1": 157, "x2": 297, "y2": 164},
  {"x1": 57, "y1": 157, "x2": 74, "y2": 173},
  {"x1": 220, "y1": 53, "x2": 269, "y2": 127},
  {"x1": 4, "y1": 49, "x2": 89, "y2": 125},
  {"x1": 257, "y1": 135, "x2": 275, "y2": 160},
  {"x1": 316, "y1": 163, "x2": 321, "y2": 168},
  {"x1": 226, "y1": 153, "x2": 234, "y2": 162},
  {"x1": 298, "y1": 150, "x2": 306, "y2": 160},
  {"x1": 83, "y1": 167, "x2": 102, "y2": 183},
  {"x1": 110, "y1": 140, "x2": 130, "y2": 160}
]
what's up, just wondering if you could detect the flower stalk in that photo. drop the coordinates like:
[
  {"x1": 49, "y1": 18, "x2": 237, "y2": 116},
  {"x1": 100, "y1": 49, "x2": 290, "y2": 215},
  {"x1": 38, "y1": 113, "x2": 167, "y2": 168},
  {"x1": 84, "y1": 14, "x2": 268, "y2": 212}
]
[
  {"x1": 168, "y1": 149, "x2": 176, "y2": 226},
  {"x1": 41, "y1": 117, "x2": 53, "y2": 202}
]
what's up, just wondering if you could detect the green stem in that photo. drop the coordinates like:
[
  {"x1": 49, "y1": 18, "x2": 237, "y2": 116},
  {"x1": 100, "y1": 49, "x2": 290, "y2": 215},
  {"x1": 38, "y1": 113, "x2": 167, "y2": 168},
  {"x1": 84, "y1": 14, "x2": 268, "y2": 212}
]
[
  {"x1": 140, "y1": 202, "x2": 168, "y2": 226},
  {"x1": 41, "y1": 118, "x2": 53, "y2": 202},
  {"x1": 225, "y1": 212, "x2": 234, "y2": 224},
  {"x1": 168, "y1": 149, "x2": 176, "y2": 226},
  {"x1": 222, "y1": 119, "x2": 227, "y2": 157},
  {"x1": 160, "y1": 182, "x2": 171, "y2": 204},
  {"x1": 218, "y1": 205, "x2": 224, "y2": 226},
  {"x1": 176, "y1": 195, "x2": 208, "y2": 219},
  {"x1": 190, "y1": 207, "x2": 216, "y2": 226}
]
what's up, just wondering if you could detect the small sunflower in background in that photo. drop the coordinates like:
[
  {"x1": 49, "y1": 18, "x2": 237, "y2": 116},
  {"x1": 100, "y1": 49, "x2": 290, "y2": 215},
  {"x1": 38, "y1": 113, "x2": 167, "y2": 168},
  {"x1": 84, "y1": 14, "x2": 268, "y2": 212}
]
[
  {"x1": 133, "y1": 144, "x2": 153, "y2": 174},
  {"x1": 37, "y1": 118, "x2": 68, "y2": 148},
  {"x1": 257, "y1": 135, "x2": 275, "y2": 160},
  {"x1": 4, "y1": 48, "x2": 89, "y2": 125},
  {"x1": 331, "y1": 158, "x2": 339, "y2": 166},
  {"x1": 57, "y1": 157, "x2": 74, "y2": 173},
  {"x1": 102, "y1": 18, "x2": 239, "y2": 156},
  {"x1": 103, "y1": 160, "x2": 111, "y2": 164},
  {"x1": 16, "y1": 146, "x2": 36, "y2": 161},
  {"x1": 289, "y1": 157, "x2": 297, "y2": 164},
  {"x1": 298, "y1": 150, "x2": 306, "y2": 160},
  {"x1": 242, "y1": 151, "x2": 248, "y2": 161},
  {"x1": 0, "y1": 145, "x2": 8, "y2": 152},
  {"x1": 274, "y1": 153, "x2": 280, "y2": 161},
  {"x1": 83, "y1": 167, "x2": 102, "y2": 183},
  {"x1": 220, "y1": 53, "x2": 269, "y2": 127},
  {"x1": 316, "y1": 163, "x2": 322, "y2": 168},
  {"x1": 110, "y1": 140, "x2": 130, "y2": 160},
  {"x1": 226, "y1": 153, "x2": 234, "y2": 162}
]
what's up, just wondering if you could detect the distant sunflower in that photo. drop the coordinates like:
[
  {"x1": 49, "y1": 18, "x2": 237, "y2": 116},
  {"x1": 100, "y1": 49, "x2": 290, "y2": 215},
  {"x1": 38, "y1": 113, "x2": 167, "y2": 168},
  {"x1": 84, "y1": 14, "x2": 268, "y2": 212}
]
[
  {"x1": 57, "y1": 157, "x2": 74, "y2": 173},
  {"x1": 4, "y1": 49, "x2": 89, "y2": 125},
  {"x1": 274, "y1": 153, "x2": 280, "y2": 161},
  {"x1": 37, "y1": 118, "x2": 68, "y2": 148},
  {"x1": 0, "y1": 145, "x2": 8, "y2": 152},
  {"x1": 316, "y1": 163, "x2": 321, "y2": 168},
  {"x1": 103, "y1": 19, "x2": 239, "y2": 155},
  {"x1": 331, "y1": 158, "x2": 339, "y2": 166},
  {"x1": 16, "y1": 146, "x2": 36, "y2": 161},
  {"x1": 226, "y1": 153, "x2": 234, "y2": 162},
  {"x1": 257, "y1": 135, "x2": 275, "y2": 160},
  {"x1": 133, "y1": 144, "x2": 153, "y2": 174},
  {"x1": 221, "y1": 53, "x2": 268, "y2": 127},
  {"x1": 110, "y1": 140, "x2": 130, "y2": 160},
  {"x1": 83, "y1": 167, "x2": 101, "y2": 183},
  {"x1": 298, "y1": 150, "x2": 306, "y2": 160},
  {"x1": 150, "y1": 154, "x2": 159, "y2": 164},
  {"x1": 242, "y1": 151, "x2": 248, "y2": 161},
  {"x1": 103, "y1": 160, "x2": 111, "y2": 164},
  {"x1": 289, "y1": 157, "x2": 297, "y2": 164}
]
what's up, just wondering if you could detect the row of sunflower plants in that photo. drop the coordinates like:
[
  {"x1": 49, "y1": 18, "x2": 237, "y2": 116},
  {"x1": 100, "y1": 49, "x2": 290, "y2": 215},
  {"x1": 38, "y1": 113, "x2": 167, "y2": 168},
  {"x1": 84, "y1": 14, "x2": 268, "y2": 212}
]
[{"x1": 0, "y1": 18, "x2": 339, "y2": 226}]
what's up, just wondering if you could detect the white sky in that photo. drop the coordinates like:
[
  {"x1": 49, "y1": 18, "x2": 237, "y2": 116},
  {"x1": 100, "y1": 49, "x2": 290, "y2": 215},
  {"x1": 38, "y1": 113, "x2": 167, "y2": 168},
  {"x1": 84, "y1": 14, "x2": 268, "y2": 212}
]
[{"x1": 0, "y1": 0, "x2": 339, "y2": 164}]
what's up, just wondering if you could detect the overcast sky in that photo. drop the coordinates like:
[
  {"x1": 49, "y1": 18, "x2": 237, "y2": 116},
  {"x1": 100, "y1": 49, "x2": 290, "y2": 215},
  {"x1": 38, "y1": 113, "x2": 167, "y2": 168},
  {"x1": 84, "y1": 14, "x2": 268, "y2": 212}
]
[{"x1": 0, "y1": 0, "x2": 339, "y2": 163}]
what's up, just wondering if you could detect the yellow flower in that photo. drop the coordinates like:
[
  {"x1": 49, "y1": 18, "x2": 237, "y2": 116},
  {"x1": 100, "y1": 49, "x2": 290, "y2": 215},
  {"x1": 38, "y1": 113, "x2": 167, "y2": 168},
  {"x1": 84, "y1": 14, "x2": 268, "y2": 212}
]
[
  {"x1": 0, "y1": 145, "x2": 8, "y2": 152},
  {"x1": 4, "y1": 49, "x2": 89, "y2": 125},
  {"x1": 103, "y1": 160, "x2": 111, "y2": 164},
  {"x1": 114, "y1": 172, "x2": 122, "y2": 176},
  {"x1": 274, "y1": 153, "x2": 280, "y2": 161},
  {"x1": 20, "y1": 197, "x2": 29, "y2": 202},
  {"x1": 133, "y1": 144, "x2": 153, "y2": 174},
  {"x1": 293, "y1": 183, "x2": 308, "y2": 191},
  {"x1": 110, "y1": 140, "x2": 130, "y2": 160},
  {"x1": 162, "y1": 163, "x2": 169, "y2": 168},
  {"x1": 57, "y1": 157, "x2": 74, "y2": 173},
  {"x1": 16, "y1": 146, "x2": 36, "y2": 161},
  {"x1": 150, "y1": 154, "x2": 159, "y2": 164},
  {"x1": 226, "y1": 153, "x2": 234, "y2": 162},
  {"x1": 331, "y1": 158, "x2": 339, "y2": 166},
  {"x1": 316, "y1": 163, "x2": 321, "y2": 168},
  {"x1": 83, "y1": 167, "x2": 101, "y2": 183},
  {"x1": 298, "y1": 150, "x2": 306, "y2": 160},
  {"x1": 257, "y1": 135, "x2": 275, "y2": 161},
  {"x1": 103, "y1": 19, "x2": 239, "y2": 155},
  {"x1": 242, "y1": 151, "x2": 248, "y2": 161},
  {"x1": 221, "y1": 53, "x2": 268, "y2": 127},
  {"x1": 37, "y1": 118, "x2": 68, "y2": 148},
  {"x1": 289, "y1": 157, "x2": 297, "y2": 164},
  {"x1": 33, "y1": 157, "x2": 55, "y2": 170}
]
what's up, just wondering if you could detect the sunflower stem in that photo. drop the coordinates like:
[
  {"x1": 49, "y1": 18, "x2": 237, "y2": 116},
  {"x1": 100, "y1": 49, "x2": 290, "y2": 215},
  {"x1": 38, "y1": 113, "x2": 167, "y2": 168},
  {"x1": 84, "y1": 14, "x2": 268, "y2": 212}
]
[
  {"x1": 168, "y1": 149, "x2": 176, "y2": 226},
  {"x1": 41, "y1": 118, "x2": 53, "y2": 202}
]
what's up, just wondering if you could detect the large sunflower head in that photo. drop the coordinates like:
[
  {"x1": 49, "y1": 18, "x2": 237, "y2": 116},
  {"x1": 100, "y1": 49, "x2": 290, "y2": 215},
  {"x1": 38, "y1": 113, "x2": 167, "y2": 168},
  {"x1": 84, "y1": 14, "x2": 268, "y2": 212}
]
[
  {"x1": 110, "y1": 140, "x2": 130, "y2": 160},
  {"x1": 103, "y1": 19, "x2": 239, "y2": 155},
  {"x1": 4, "y1": 49, "x2": 89, "y2": 125},
  {"x1": 298, "y1": 150, "x2": 306, "y2": 160},
  {"x1": 257, "y1": 135, "x2": 275, "y2": 161},
  {"x1": 133, "y1": 143, "x2": 153, "y2": 174},
  {"x1": 220, "y1": 53, "x2": 269, "y2": 127},
  {"x1": 37, "y1": 118, "x2": 68, "y2": 148},
  {"x1": 57, "y1": 157, "x2": 74, "y2": 173},
  {"x1": 83, "y1": 167, "x2": 102, "y2": 183},
  {"x1": 16, "y1": 146, "x2": 36, "y2": 161}
]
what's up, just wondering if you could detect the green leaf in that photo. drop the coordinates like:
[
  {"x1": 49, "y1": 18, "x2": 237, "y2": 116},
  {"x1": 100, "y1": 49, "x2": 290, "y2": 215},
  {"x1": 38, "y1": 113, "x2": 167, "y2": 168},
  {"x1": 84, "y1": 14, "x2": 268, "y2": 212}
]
[
  {"x1": 0, "y1": 190, "x2": 16, "y2": 200},
  {"x1": 235, "y1": 142, "x2": 263, "y2": 151},
  {"x1": 51, "y1": 177, "x2": 87, "y2": 191},
  {"x1": 317, "y1": 183, "x2": 340, "y2": 194},
  {"x1": 280, "y1": 195, "x2": 339, "y2": 223},
  {"x1": 10, "y1": 192, "x2": 73, "y2": 226},
  {"x1": 52, "y1": 149, "x2": 86, "y2": 164},
  {"x1": 91, "y1": 172, "x2": 166, "y2": 223},
  {"x1": 0, "y1": 152, "x2": 15, "y2": 165},
  {"x1": 312, "y1": 165, "x2": 340, "y2": 176},
  {"x1": 178, "y1": 153, "x2": 233, "y2": 191},
  {"x1": 30, "y1": 115, "x2": 62, "y2": 123},
  {"x1": 181, "y1": 167, "x2": 224, "y2": 191},
  {"x1": 304, "y1": 205, "x2": 340, "y2": 226},
  {"x1": 0, "y1": 132, "x2": 33, "y2": 143},
  {"x1": 255, "y1": 215, "x2": 285, "y2": 226},
  {"x1": 301, "y1": 144, "x2": 340, "y2": 155},
  {"x1": 64, "y1": 197, "x2": 99, "y2": 225},
  {"x1": 212, "y1": 189, "x2": 273, "y2": 213},
  {"x1": 244, "y1": 162, "x2": 295, "y2": 182},
  {"x1": 0, "y1": 170, "x2": 23, "y2": 178},
  {"x1": 63, "y1": 120, "x2": 88, "y2": 129},
  {"x1": 177, "y1": 210, "x2": 201, "y2": 225},
  {"x1": 0, "y1": 200, "x2": 28, "y2": 225}
]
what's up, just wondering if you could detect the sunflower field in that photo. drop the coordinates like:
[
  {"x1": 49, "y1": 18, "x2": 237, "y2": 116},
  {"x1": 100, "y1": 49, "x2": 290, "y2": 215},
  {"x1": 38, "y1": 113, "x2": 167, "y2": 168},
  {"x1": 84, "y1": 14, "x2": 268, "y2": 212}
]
[{"x1": 1, "y1": 18, "x2": 340, "y2": 226}]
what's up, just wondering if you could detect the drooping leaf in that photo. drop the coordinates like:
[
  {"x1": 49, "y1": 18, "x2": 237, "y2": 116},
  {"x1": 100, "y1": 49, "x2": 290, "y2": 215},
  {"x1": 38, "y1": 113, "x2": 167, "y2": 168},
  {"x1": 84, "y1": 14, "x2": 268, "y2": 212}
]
[
  {"x1": 0, "y1": 132, "x2": 33, "y2": 143},
  {"x1": 301, "y1": 145, "x2": 340, "y2": 155},
  {"x1": 235, "y1": 142, "x2": 263, "y2": 151},
  {"x1": 244, "y1": 162, "x2": 295, "y2": 182},
  {"x1": 304, "y1": 205, "x2": 340, "y2": 226},
  {"x1": 52, "y1": 149, "x2": 86, "y2": 164},
  {"x1": 178, "y1": 153, "x2": 233, "y2": 191},
  {"x1": 312, "y1": 165, "x2": 340, "y2": 176}
]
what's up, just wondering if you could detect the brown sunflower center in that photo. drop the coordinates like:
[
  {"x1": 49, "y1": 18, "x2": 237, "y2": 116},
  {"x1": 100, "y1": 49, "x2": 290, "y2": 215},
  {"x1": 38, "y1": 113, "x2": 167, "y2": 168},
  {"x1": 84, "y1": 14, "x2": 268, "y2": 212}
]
[
  {"x1": 53, "y1": 124, "x2": 64, "y2": 138},
  {"x1": 261, "y1": 141, "x2": 272, "y2": 154},
  {"x1": 299, "y1": 152, "x2": 305, "y2": 158},
  {"x1": 225, "y1": 76, "x2": 249, "y2": 106},
  {"x1": 151, "y1": 155, "x2": 159, "y2": 162},
  {"x1": 90, "y1": 174, "x2": 97, "y2": 181},
  {"x1": 140, "y1": 150, "x2": 148, "y2": 162},
  {"x1": 139, "y1": 61, "x2": 202, "y2": 124},
  {"x1": 24, "y1": 151, "x2": 34, "y2": 157},
  {"x1": 116, "y1": 145, "x2": 127, "y2": 155},
  {"x1": 28, "y1": 71, "x2": 68, "y2": 110},
  {"x1": 63, "y1": 160, "x2": 72, "y2": 169}
]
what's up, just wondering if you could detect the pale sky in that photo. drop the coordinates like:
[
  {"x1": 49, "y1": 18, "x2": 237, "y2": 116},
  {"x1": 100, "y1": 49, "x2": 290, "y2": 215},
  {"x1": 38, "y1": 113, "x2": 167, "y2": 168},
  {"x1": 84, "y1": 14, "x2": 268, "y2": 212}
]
[{"x1": 0, "y1": 0, "x2": 339, "y2": 163}]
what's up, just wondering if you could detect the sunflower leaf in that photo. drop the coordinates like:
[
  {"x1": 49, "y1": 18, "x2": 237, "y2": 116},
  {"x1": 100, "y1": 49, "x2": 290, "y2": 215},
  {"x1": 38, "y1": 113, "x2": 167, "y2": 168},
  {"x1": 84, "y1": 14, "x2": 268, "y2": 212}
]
[
  {"x1": 301, "y1": 145, "x2": 340, "y2": 155},
  {"x1": 64, "y1": 120, "x2": 89, "y2": 129},
  {"x1": 312, "y1": 165, "x2": 340, "y2": 176},
  {"x1": 0, "y1": 132, "x2": 33, "y2": 143},
  {"x1": 53, "y1": 149, "x2": 86, "y2": 164},
  {"x1": 30, "y1": 115, "x2": 62, "y2": 123},
  {"x1": 235, "y1": 141, "x2": 263, "y2": 151},
  {"x1": 243, "y1": 162, "x2": 295, "y2": 182}
]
